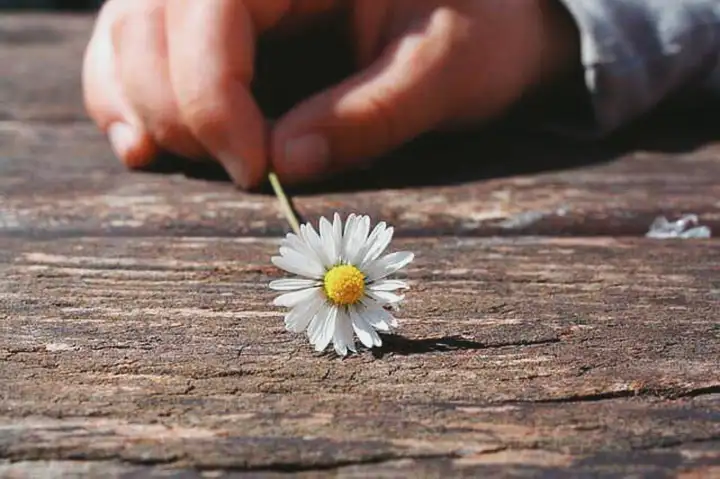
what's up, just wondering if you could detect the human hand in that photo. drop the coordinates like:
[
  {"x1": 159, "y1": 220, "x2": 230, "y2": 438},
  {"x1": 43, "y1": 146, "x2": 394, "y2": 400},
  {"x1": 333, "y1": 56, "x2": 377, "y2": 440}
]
[{"x1": 82, "y1": 0, "x2": 579, "y2": 189}]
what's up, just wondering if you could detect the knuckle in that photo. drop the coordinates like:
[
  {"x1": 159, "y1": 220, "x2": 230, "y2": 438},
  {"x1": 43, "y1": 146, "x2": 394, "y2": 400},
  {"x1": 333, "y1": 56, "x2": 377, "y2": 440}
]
[
  {"x1": 107, "y1": 0, "x2": 162, "y2": 49},
  {"x1": 149, "y1": 119, "x2": 204, "y2": 157},
  {"x1": 178, "y1": 92, "x2": 226, "y2": 139},
  {"x1": 146, "y1": 116, "x2": 179, "y2": 148},
  {"x1": 107, "y1": 7, "x2": 136, "y2": 48}
]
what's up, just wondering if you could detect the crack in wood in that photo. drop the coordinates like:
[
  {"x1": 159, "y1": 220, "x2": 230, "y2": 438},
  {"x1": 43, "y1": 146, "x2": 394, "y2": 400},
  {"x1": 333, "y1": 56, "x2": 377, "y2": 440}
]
[
  {"x1": 197, "y1": 452, "x2": 466, "y2": 474},
  {"x1": 512, "y1": 385, "x2": 720, "y2": 404},
  {"x1": 632, "y1": 436, "x2": 720, "y2": 451},
  {"x1": 0, "y1": 444, "x2": 464, "y2": 473}
]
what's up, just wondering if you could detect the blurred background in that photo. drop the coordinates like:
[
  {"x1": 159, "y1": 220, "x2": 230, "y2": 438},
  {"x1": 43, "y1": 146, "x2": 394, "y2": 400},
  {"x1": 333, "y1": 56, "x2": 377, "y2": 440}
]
[{"x1": 0, "y1": 0, "x2": 102, "y2": 8}]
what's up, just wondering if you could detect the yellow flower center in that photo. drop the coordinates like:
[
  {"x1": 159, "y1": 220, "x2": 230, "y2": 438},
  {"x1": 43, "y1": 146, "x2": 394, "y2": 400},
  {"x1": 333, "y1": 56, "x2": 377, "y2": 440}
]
[{"x1": 323, "y1": 264, "x2": 365, "y2": 306}]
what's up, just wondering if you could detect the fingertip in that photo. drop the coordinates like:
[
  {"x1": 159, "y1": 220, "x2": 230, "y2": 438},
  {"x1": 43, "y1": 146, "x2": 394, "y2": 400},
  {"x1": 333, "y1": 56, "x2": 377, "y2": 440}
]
[
  {"x1": 215, "y1": 151, "x2": 252, "y2": 189},
  {"x1": 81, "y1": 1, "x2": 159, "y2": 170},
  {"x1": 108, "y1": 122, "x2": 157, "y2": 169}
]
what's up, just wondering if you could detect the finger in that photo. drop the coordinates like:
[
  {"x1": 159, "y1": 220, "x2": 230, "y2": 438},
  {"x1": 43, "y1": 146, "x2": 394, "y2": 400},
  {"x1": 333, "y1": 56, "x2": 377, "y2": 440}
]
[
  {"x1": 112, "y1": 0, "x2": 207, "y2": 161},
  {"x1": 82, "y1": 0, "x2": 157, "y2": 168},
  {"x1": 165, "y1": 0, "x2": 268, "y2": 189},
  {"x1": 271, "y1": 17, "x2": 454, "y2": 185}
]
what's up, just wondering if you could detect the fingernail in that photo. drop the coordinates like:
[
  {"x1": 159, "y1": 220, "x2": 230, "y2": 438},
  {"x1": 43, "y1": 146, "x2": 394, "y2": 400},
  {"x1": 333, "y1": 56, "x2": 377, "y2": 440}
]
[
  {"x1": 108, "y1": 122, "x2": 138, "y2": 164},
  {"x1": 216, "y1": 151, "x2": 249, "y2": 189},
  {"x1": 282, "y1": 134, "x2": 330, "y2": 180}
]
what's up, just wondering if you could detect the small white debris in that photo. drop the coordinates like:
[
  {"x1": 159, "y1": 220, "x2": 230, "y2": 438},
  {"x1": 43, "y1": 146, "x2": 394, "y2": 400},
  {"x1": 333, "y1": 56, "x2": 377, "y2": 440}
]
[
  {"x1": 45, "y1": 343, "x2": 77, "y2": 352},
  {"x1": 646, "y1": 214, "x2": 712, "y2": 239}
]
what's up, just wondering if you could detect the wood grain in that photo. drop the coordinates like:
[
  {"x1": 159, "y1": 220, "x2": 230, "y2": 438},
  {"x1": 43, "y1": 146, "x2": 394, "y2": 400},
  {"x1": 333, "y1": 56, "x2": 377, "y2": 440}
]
[
  {"x1": 1, "y1": 237, "x2": 719, "y2": 476},
  {"x1": 3, "y1": 121, "x2": 720, "y2": 239},
  {"x1": 0, "y1": 14, "x2": 91, "y2": 123}
]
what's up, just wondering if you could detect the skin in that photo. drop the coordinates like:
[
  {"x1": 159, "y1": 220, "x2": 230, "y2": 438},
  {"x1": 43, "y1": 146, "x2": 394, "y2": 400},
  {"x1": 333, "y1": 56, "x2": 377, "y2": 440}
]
[{"x1": 82, "y1": 0, "x2": 580, "y2": 189}]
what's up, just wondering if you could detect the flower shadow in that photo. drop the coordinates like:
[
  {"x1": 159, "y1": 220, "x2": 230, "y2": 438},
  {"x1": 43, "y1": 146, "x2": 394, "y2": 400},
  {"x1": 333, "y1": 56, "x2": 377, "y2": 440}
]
[{"x1": 370, "y1": 334, "x2": 488, "y2": 359}]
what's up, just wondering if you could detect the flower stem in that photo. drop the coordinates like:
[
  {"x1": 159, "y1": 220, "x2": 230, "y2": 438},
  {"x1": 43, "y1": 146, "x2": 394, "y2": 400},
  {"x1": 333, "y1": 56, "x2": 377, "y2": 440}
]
[{"x1": 268, "y1": 171, "x2": 301, "y2": 235}]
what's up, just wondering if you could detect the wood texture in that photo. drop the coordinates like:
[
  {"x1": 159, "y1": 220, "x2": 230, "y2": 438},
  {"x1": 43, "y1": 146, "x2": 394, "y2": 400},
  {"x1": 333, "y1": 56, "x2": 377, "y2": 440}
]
[
  {"x1": 1, "y1": 13, "x2": 719, "y2": 478},
  {"x1": 1, "y1": 237, "x2": 719, "y2": 477}
]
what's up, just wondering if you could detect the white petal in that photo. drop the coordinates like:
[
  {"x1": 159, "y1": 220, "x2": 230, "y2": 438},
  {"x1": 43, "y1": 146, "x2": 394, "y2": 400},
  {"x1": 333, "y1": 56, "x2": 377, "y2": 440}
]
[
  {"x1": 319, "y1": 216, "x2": 338, "y2": 264},
  {"x1": 284, "y1": 291, "x2": 324, "y2": 333},
  {"x1": 342, "y1": 311, "x2": 358, "y2": 353},
  {"x1": 272, "y1": 250, "x2": 325, "y2": 279},
  {"x1": 367, "y1": 290, "x2": 405, "y2": 305},
  {"x1": 345, "y1": 216, "x2": 371, "y2": 265},
  {"x1": 350, "y1": 307, "x2": 382, "y2": 348},
  {"x1": 366, "y1": 251, "x2": 414, "y2": 281},
  {"x1": 332, "y1": 309, "x2": 355, "y2": 356},
  {"x1": 269, "y1": 278, "x2": 321, "y2": 291},
  {"x1": 306, "y1": 304, "x2": 331, "y2": 346},
  {"x1": 273, "y1": 287, "x2": 321, "y2": 308},
  {"x1": 353, "y1": 221, "x2": 385, "y2": 267},
  {"x1": 333, "y1": 338, "x2": 347, "y2": 357},
  {"x1": 360, "y1": 225, "x2": 394, "y2": 269},
  {"x1": 301, "y1": 223, "x2": 333, "y2": 268},
  {"x1": 343, "y1": 213, "x2": 356, "y2": 233},
  {"x1": 281, "y1": 233, "x2": 323, "y2": 267},
  {"x1": 314, "y1": 305, "x2": 338, "y2": 353},
  {"x1": 369, "y1": 279, "x2": 408, "y2": 292},
  {"x1": 358, "y1": 304, "x2": 395, "y2": 331},
  {"x1": 342, "y1": 214, "x2": 357, "y2": 245},
  {"x1": 332, "y1": 213, "x2": 344, "y2": 262},
  {"x1": 279, "y1": 246, "x2": 322, "y2": 267}
]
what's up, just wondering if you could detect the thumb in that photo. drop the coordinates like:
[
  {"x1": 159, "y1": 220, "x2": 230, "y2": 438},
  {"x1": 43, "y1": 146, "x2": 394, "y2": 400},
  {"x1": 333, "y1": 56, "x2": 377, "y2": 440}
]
[{"x1": 271, "y1": 29, "x2": 453, "y2": 185}]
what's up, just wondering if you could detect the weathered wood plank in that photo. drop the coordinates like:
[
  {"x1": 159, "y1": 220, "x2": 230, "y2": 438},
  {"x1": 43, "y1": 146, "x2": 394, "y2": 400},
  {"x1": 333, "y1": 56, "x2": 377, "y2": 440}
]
[
  {"x1": 3, "y1": 122, "x2": 720, "y2": 238},
  {"x1": 0, "y1": 439, "x2": 718, "y2": 477},
  {"x1": 0, "y1": 236, "x2": 718, "y2": 475},
  {"x1": 0, "y1": 14, "x2": 91, "y2": 123}
]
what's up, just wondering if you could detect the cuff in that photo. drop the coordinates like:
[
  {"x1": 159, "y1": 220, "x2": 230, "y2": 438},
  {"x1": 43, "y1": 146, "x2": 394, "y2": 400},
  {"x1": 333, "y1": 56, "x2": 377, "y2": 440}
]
[{"x1": 549, "y1": 0, "x2": 720, "y2": 138}]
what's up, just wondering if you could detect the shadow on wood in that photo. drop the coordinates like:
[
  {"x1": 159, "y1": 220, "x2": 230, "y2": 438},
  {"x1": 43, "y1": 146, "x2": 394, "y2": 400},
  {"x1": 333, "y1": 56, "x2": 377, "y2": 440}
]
[
  {"x1": 148, "y1": 104, "x2": 720, "y2": 198},
  {"x1": 369, "y1": 334, "x2": 489, "y2": 359}
]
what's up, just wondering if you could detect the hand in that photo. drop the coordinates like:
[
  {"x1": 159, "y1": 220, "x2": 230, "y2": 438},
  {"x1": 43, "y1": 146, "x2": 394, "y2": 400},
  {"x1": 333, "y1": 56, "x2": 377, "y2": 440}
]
[{"x1": 82, "y1": 0, "x2": 579, "y2": 189}]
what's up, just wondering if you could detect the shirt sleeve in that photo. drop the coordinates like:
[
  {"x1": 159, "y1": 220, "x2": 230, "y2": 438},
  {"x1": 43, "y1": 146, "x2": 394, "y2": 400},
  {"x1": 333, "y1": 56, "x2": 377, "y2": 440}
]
[{"x1": 550, "y1": 0, "x2": 720, "y2": 138}]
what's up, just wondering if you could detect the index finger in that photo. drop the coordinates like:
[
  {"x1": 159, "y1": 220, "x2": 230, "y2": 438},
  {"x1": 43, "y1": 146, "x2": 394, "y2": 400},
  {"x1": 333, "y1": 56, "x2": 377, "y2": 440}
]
[{"x1": 165, "y1": 0, "x2": 268, "y2": 189}]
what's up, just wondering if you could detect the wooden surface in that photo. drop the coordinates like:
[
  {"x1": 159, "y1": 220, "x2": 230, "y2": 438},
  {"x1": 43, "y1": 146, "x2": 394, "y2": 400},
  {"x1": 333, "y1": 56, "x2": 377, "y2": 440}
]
[{"x1": 1, "y1": 14, "x2": 719, "y2": 479}]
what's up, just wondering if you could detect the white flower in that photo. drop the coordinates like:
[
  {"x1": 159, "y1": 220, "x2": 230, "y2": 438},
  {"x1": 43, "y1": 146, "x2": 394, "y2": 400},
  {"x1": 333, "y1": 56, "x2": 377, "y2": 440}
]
[{"x1": 269, "y1": 213, "x2": 414, "y2": 356}]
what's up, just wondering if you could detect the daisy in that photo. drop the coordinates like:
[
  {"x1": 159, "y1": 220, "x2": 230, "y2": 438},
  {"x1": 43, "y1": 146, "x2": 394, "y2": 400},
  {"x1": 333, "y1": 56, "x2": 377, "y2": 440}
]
[{"x1": 269, "y1": 213, "x2": 414, "y2": 356}]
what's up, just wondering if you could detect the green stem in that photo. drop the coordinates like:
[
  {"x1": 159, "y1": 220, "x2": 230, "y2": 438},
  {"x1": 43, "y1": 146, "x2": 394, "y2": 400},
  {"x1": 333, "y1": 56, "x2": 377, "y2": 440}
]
[{"x1": 268, "y1": 172, "x2": 301, "y2": 235}]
